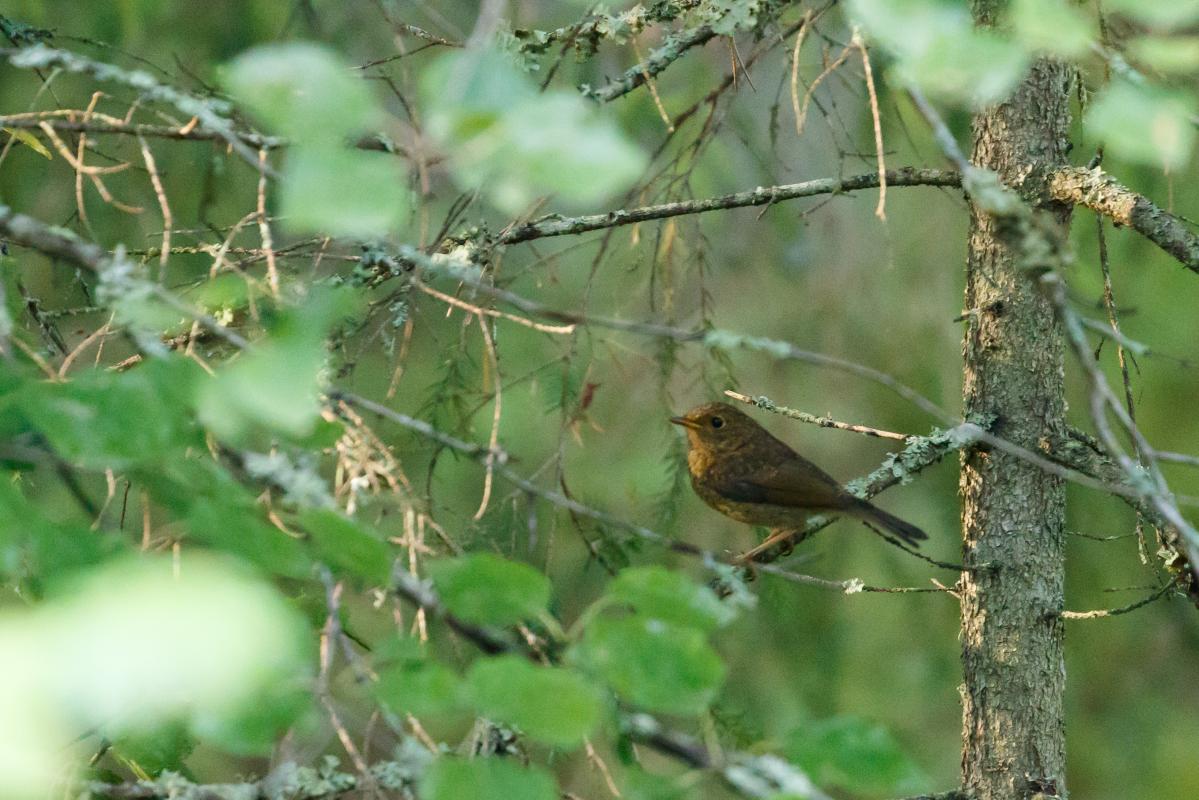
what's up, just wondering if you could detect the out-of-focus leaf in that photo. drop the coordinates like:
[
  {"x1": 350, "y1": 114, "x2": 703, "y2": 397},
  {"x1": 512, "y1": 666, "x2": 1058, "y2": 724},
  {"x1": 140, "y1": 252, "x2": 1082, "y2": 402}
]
[
  {"x1": 279, "y1": 147, "x2": 408, "y2": 238},
  {"x1": 465, "y1": 655, "x2": 603, "y2": 748},
  {"x1": 1128, "y1": 36, "x2": 1199, "y2": 74},
  {"x1": 14, "y1": 358, "x2": 203, "y2": 469},
  {"x1": 421, "y1": 46, "x2": 646, "y2": 213},
  {"x1": 1104, "y1": 0, "x2": 1199, "y2": 30},
  {"x1": 848, "y1": 0, "x2": 968, "y2": 59},
  {"x1": 783, "y1": 715, "x2": 927, "y2": 795},
  {"x1": 420, "y1": 758, "x2": 557, "y2": 800},
  {"x1": 190, "y1": 677, "x2": 314, "y2": 755},
  {"x1": 572, "y1": 615, "x2": 725, "y2": 715},
  {"x1": 0, "y1": 482, "x2": 118, "y2": 585},
  {"x1": 605, "y1": 566, "x2": 735, "y2": 632},
  {"x1": 1009, "y1": 0, "x2": 1094, "y2": 57},
  {"x1": 196, "y1": 286, "x2": 357, "y2": 443},
  {"x1": 0, "y1": 554, "x2": 313, "y2": 783},
  {"x1": 375, "y1": 660, "x2": 464, "y2": 717},
  {"x1": 299, "y1": 509, "x2": 392, "y2": 585},
  {"x1": 223, "y1": 42, "x2": 381, "y2": 144},
  {"x1": 623, "y1": 769, "x2": 689, "y2": 800},
  {"x1": 428, "y1": 553, "x2": 551, "y2": 626},
  {"x1": 495, "y1": 94, "x2": 647, "y2": 211},
  {"x1": 186, "y1": 498, "x2": 312, "y2": 579},
  {"x1": 895, "y1": 27, "x2": 1029, "y2": 106},
  {"x1": 849, "y1": 0, "x2": 1028, "y2": 105},
  {"x1": 420, "y1": 47, "x2": 535, "y2": 143},
  {"x1": 1085, "y1": 82, "x2": 1196, "y2": 169},
  {"x1": 112, "y1": 724, "x2": 195, "y2": 774}
]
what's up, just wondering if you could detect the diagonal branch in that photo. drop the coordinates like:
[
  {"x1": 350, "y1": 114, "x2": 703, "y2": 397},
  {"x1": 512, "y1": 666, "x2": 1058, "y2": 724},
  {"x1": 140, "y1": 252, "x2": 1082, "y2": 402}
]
[
  {"x1": 1048, "y1": 165, "x2": 1199, "y2": 272},
  {"x1": 584, "y1": 23, "x2": 721, "y2": 103}
]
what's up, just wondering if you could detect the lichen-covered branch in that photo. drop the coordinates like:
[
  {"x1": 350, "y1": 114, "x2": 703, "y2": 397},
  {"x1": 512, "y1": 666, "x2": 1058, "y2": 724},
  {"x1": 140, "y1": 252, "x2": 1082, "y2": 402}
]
[
  {"x1": 512, "y1": 0, "x2": 703, "y2": 59},
  {"x1": 584, "y1": 21, "x2": 721, "y2": 102},
  {"x1": 1048, "y1": 165, "x2": 1199, "y2": 272},
  {"x1": 499, "y1": 168, "x2": 962, "y2": 244}
]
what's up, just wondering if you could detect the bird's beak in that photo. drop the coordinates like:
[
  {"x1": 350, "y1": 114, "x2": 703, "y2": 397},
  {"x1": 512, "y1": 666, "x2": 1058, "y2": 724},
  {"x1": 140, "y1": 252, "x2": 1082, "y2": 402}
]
[{"x1": 670, "y1": 415, "x2": 700, "y2": 430}]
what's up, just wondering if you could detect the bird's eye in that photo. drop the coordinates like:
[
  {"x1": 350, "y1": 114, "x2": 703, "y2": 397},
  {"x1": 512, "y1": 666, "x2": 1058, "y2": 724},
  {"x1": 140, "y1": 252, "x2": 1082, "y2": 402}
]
[{"x1": 710, "y1": 416, "x2": 724, "y2": 429}]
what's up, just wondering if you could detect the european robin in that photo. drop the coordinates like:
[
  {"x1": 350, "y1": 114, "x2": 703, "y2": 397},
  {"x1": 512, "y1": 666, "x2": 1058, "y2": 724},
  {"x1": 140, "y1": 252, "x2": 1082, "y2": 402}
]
[{"x1": 670, "y1": 402, "x2": 927, "y2": 556}]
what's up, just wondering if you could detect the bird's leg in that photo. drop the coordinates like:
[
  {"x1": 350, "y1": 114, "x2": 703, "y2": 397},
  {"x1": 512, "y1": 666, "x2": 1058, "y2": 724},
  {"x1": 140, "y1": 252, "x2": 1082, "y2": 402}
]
[{"x1": 736, "y1": 527, "x2": 799, "y2": 564}]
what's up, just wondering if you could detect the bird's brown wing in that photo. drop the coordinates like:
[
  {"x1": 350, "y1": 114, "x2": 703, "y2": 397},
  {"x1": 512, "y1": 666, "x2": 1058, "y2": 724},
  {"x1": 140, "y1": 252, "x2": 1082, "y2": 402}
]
[{"x1": 714, "y1": 456, "x2": 851, "y2": 511}]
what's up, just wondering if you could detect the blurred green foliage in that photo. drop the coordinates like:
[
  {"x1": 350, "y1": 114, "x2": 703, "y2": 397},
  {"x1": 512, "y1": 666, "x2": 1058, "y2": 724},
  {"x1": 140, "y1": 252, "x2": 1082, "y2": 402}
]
[{"x1": 0, "y1": 1, "x2": 1198, "y2": 799}]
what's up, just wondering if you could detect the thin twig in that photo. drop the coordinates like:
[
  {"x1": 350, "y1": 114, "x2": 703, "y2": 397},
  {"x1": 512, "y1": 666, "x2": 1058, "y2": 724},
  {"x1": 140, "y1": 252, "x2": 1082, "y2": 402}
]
[
  {"x1": 1056, "y1": 580, "x2": 1177, "y2": 619},
  {"x1": 854, "y1": 30, "x2": 887, "y2": 220},
  {"x1": 724, "y1": 390, "x2": 909, "y2": 440}
]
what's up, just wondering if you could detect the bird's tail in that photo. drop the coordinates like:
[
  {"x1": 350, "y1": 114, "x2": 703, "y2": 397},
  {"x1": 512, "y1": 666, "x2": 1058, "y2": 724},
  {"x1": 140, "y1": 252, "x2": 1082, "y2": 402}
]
[{"x1": 849, "y1": 501, "x2": 928, "y2": 546}]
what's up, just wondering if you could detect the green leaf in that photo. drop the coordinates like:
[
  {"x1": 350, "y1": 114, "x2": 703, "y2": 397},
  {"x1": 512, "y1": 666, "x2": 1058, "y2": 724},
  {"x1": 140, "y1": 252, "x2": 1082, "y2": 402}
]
[
  {"x1": 421, "y1": 46, "x2": 646, "y2": 213},
  {"x1": 0, "y1": 481, "x2": 119, "y2": 586},
  {"x1": 375, "y1": 660, "x2": 464, "y2": 717},
  {"x1": 1103, "y1": 0, "x2": 1199, "y2": 30},
  {"x1": 1008, "y1": 0, "x2": 1094, "y2": 58},
  {"x1": 299, "y1": 509, "x2": 392, "y2": 585},
  {"x1": 186, "y1": 498, "x2": 311, "y2": 579},
  {"x1": 223, "y1": 42, "x2": 382, "y2": 144},
  {"x1": 850, "y1": 0, "x2": 1028, "y2": 105},
  {"x1": 3, "y1": 128, "x2": 52, "y2": 159},
  {"x1": 623, "y1": 769, "x2": 689, "y2": 800},
  {"x1": 420, "y1": 47, "x2": 537, "y2": 141},
  {"x1": 573, "y1": 616, "x2": 725, "y2": 715},
  {"x1": 112, "y1": 723, "x2": 195, "y2": 774},
  {"x1": 191, "y1": 677, "x2": 314, "y2": 755},
  {"x1": 1085, "y1": 82, "x2": 1196, "y2": 169},
  {"x1": 1128, "y1": 36, "x2": 1199, "y2": 74},
  {"x1": 420, "y1": 758, "x2": 557, "y2": 800},
  {"x1": 196, "y1": 287, "x2": 357, "y2": 443},
  {"x1": 279, "y1": 147, "x2": 408, "y2": 238},
  {"x1": 605, "y1": 566, "x2": 735, "y2": 632},
  {"x1": 39, "y1": 555, "x2": 312, "y2": 749},
  {"x1": 783, "y1": 715, "x2": 926, "y2": 795},
  {"x1": 895, "y1": 27, "x2": 1029, "y2": 106},
  {"x1": 428, "y1": 553, "x2": 551, "y2": 627},
  {"x1": 15, "y1": 358, "x2": 202, "y2": 469},
  {"x1": 465, "y1": 655, "x2": 603, "y2": 748},
  {"x1": 494, "y1": 94, "x2": 648, "y2": 212}
]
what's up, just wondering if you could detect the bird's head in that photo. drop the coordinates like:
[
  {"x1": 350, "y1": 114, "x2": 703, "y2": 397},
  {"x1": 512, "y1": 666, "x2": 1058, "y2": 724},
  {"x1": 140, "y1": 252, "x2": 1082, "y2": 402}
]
[{"x1": 669, "y1": 401, "x2": 759, "y2": 454}]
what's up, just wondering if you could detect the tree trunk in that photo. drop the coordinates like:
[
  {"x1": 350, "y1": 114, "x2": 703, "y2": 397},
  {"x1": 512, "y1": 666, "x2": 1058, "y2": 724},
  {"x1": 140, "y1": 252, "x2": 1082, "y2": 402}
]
[{"x1": 959, "y1": 5, "x2": 1074, "y2": 799}]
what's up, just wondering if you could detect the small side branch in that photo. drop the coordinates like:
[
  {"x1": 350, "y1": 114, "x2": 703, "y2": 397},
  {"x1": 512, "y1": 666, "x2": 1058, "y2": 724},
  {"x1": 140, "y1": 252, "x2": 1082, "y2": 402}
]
[
  {"x1": 1048, "y1": 165, "x2": 1199, "y2": 272},
  {"x1": 1055, "y1": 580, "x2": 1178, "y2": 620},
  {"x1": 725, "y1": 390, "x2": 909, "y2": 440},
  {"x1": 585, "y1": 23, "x2": 720, "y2": 103}
]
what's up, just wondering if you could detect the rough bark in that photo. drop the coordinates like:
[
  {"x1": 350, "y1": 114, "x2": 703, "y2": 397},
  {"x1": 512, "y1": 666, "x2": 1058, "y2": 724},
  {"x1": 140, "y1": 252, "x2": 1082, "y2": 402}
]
[{"x1": 959, "y1": 5, "x2": 1074, "y2": 798}]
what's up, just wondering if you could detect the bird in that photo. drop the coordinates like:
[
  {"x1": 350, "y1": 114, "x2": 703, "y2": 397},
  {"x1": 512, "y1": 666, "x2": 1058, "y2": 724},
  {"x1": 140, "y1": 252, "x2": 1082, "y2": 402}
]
[{"x1": 670, "y1": 401, "x2": 927, "y2": 559}]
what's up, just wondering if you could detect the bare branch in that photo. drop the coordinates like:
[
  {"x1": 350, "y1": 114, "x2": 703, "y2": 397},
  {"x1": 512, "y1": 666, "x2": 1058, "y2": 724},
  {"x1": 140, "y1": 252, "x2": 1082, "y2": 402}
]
[
  {"x1": 724, "y1": 390, "x2": 910, "y2": 440},
  {"x1": 0, "y1": 114, "x2": 281, "y2": 147},
  {"x1": 1056, "y1": 580, "x2": 1179, "y2": 620},
  {"x1": 498, "y1": 168, "x2": 962, "y2": 244},
  {"x1": 3, "y1": 44, "x2": 273, "y2": 176}
]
